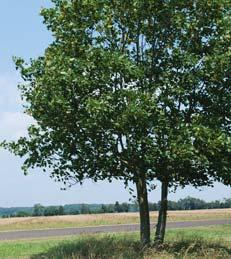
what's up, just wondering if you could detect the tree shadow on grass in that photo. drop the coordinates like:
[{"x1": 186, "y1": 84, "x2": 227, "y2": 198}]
[{"x1": 31, "y1": 235, "x2": 231, "y2": 259}]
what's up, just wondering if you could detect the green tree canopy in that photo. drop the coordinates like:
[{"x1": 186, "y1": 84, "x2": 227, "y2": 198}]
[{"x1": 2, "y1": 0, "x2": 231, "y2": 244}]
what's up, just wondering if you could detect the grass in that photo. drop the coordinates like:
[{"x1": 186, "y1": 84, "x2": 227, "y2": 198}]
[
  {"x1": 0, "y1": 208, "x2": 230, "y2": 232},
  {"x1": 0, "y1": 225, "x2": 230, "y2": 258}
]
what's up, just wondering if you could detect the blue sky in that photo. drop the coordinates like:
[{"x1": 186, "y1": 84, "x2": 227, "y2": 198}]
[{"x1": 0, "y1": 1, "x2": 230, "y2": 207}]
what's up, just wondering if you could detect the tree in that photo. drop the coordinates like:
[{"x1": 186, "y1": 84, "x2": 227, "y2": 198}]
[
  {"x1": 15, "y1": 211, "x2": 31, "y2": 217},
  {"x1": 100, "y1": 204, "x2": 108, "y2": 213},
  {"x1": 177, "y1": 197, "x2": 207, "y2": 210},
  {"x1": 1, "y1": 0, "x2": 231, "y2": 245},
  {"x1": 148, "y1": 1, "x2": 231, "y2": 243},
  {"x1": 44, "y1": 206, "x2": 63, "y2": 216},
  {"x1": 121, "y1": 202, "x2": 130, "y2": 212},
  {"x1": 58, "y1": 205, "x2": 65, "y2": 215},
  {"x1": 114, "y1": 201, "x2": 121, "y2": 213},
  {"x1": 80, "y1": 204, "x2": 90, "y2": 214},
  {"x1": 114, "y1": 201, "x2": 129, "y2": 212},
  {"x1": 32, "y1": 203, "x2": 45, "y2": 216}
]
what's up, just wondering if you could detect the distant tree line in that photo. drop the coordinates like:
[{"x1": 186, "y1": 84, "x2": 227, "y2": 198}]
[{"x1": 1, "y1": 197, "x2": 230, "y2": 218}]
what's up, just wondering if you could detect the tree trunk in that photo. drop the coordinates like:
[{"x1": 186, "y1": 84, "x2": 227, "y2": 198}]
[
  {"x1": 136, "y1": 175, "x2": 150, "y2": 245},
  {"x1": 155, "y1": 181, "x2": 168, "y2": 244}
]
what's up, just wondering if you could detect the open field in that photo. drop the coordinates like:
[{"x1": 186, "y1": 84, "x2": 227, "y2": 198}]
[
  {"x1": 0, "y1": 208, "x2": 230, "y2": 232},
  {"x1": 0, "y1": 225, "x2": 230, "y2": 258}
]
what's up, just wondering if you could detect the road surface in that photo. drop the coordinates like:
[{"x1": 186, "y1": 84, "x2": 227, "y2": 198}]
[{"x1": 0, "y1": 219, "x2": 230, "y2": 241}]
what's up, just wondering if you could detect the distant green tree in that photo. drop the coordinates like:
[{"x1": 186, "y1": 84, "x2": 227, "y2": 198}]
[
  {"x1": 15, "y1": 211, "x2": 31, "y2": 217},
  {"x1": 131, "y1": 200, "x2": 139, "y2": 212},
  {"x1": 68, "y1": 209, "x2": 80, "y2": 215},
  {"x1": 167, "y1": 201, "x2": 179, "y2": 211},
  {"x1": 177, "y1": 197, "x2": 207, "y2": 210},
  {"x1": 100, "y1": 204, "x2": 107, "y2": 213},
  {"x1": 121, "y1": 202, "x2": 130, "y2": 212},
  {"x1": 148, "y1": 203, "x2": 158, "y2": 211},
  {"x1": 32, "y1": 204, "x2": 45, "y2": 216},
  {"x1": 207, "y1": 200, "x2": 221, "y2": 209},
  {"x1": 44, "y1": 206, "x2": 63, "y2": 216},
  {"x1": 80, "y1": 204, "x2": 90, "y2": 214},
  {"x1": 107, "y1": 204, "x2": 115, "y2": 213},
  {"x1": 114, "y1": 201, "x2": 122, "y2": 213},
  {"x1": 223, "y1": 199, "x2": 231, "y2": 208},
  {"x1": 58, "y1": 206, "x2": 65, "y2": 215}
]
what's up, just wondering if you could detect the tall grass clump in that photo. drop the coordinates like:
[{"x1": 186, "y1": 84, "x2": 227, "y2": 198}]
[{"x1": 31, "y1": 234, "x2": 231, "y2": 259}]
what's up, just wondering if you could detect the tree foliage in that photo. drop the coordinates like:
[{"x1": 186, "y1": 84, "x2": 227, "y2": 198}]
[{"x1": 1, "y1": 0, "x2": 231, "y2": 243}]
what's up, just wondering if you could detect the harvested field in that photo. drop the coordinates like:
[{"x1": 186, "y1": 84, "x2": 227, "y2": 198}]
[{"x1": 0, "y1": 208, "x2": 230, "y2": 232}]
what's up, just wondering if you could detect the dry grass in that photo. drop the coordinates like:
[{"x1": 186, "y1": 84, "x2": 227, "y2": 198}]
[
  {"x1": 0, "y1": 208, "x2": 230, "y2": 232},
  {"x1": 163, "y1": 208, "x2": 231, "y2": 221}
]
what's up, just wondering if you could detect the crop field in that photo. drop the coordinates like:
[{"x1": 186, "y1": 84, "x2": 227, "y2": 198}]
[
  {"x1": 0, "y1": 208, "x2": 230, "y2": 232},
  {"x1": 0, "y1": 225, "x2": 230, "y2": 258}
]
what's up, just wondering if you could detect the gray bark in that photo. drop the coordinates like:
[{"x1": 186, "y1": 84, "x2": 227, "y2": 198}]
[
  {"x1": 136, "y1": 175, "x2": 150, "y2": 245},
  {"x1": 155, "y1": 181, "x2": 168, "y2": 244}
]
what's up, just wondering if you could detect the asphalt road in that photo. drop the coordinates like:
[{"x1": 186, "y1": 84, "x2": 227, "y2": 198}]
[{"x1": 0, "y1": 219, "x2": 230, "y2": 241}]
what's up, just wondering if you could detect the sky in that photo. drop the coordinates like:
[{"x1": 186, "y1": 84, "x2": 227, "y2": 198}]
[{"x1": 0, "y1": 1, "x2": 230, "y2": 207}]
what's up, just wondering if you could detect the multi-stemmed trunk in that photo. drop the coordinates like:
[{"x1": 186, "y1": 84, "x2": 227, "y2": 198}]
[
  {"x1": 135, "y1": 174, "x2": 169, "y2": 245},
  {"x1": 155, "y1": 181, "x2": 168, "y2": 244},
  {"x1": 136, "y1": 174, "x2": 150, "y2": 245}
]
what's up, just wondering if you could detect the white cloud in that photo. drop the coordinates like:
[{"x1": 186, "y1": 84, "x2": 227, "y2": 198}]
[
  {"x1": 0, "y1": 73, "x2": 22, "y2": 110},
  {"x1": 0, "y1": 72, "x2": 34, "y2": 141},
  {"x1": 0, "y1": 111, "x2": 34, "y2": 141}
]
